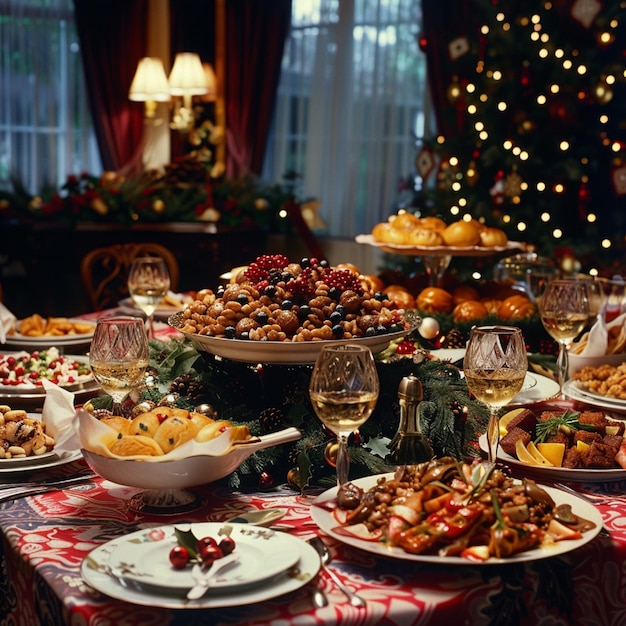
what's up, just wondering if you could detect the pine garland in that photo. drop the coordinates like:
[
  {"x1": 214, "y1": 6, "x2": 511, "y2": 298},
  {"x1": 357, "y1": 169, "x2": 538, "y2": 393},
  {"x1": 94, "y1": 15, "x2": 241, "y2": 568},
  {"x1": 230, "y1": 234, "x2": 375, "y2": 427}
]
[{"x1": 90, "y1": 338, "x2": 490, "y2": 490}]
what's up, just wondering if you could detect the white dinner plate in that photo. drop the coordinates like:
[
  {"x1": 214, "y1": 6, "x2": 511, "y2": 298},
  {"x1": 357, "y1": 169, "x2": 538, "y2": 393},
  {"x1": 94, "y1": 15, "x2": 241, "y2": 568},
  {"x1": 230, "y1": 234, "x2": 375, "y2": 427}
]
[
  {"x1": 355, "y1": 234, "x2": 524, "y2": 257},
  {"x1": 0, "y1": 449, "x2": 83, "y2": 474},
  {"x1": 171, "y1": 316, "x2": 414, "y2": 365},
  {"x1": 311, "y1": 473, "x2": 603, "y2": 565},
  {"x1": 563, "y1": 379, "x2": 626, "y2": 415},
  {"x1": 118, "y1": 296, "x2": 190, "y2": 321},
  {"x1": 106, "y1": 522, "x2": 301, "y2": 591},
  {"x1": 81, "y1": 525, "x2": 321, "y2": 609},
  {"x1": 478, "y1": 433, "x2": 626, "y2": 482},
  {"x1": 429, "y1": 348, "x2": 466, "y2": 363},
  {"x1": 510, "y1": 373, "x2": 560, "y2": 405},
  {"x1": 3, "y1": 319, "x2": 96, "y2": 350}
]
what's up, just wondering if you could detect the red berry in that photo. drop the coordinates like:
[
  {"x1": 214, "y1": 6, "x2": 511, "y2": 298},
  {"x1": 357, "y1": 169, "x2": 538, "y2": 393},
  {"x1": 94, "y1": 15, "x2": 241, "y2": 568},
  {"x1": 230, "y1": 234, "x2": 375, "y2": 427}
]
[
  {"x1": 218, "y1": 536, "x2": 236, "y2": 556},
  {"x1": 396, "y1": 340, "x2": 416, "y2": 355},
  {"x1": 169, "y1": 545, "x2": 190, "y2": 569},
  {"x1": 197, "y1": 536, "x2": 218, "y2": 552},
  {"x1": 200, "y1": 544, "x2": 223, "y2": 566}
]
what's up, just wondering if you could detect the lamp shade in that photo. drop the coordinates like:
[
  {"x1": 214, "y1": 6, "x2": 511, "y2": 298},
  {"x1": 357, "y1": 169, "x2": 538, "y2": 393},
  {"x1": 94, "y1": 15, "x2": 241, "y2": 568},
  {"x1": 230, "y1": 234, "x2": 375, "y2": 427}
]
[
  {"x1": 129, "y1": 57, "x2": 171, "y2": 102},
  {"x1": 169, "y1": 52, "x2": 209, "y2": 96}
]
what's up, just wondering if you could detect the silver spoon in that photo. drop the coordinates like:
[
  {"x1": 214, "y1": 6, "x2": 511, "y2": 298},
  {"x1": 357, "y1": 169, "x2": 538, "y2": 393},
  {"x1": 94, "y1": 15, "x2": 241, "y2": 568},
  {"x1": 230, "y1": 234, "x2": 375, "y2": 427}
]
[{"x1": 308, "y1": 536, "x2": 366, "y2": 608}]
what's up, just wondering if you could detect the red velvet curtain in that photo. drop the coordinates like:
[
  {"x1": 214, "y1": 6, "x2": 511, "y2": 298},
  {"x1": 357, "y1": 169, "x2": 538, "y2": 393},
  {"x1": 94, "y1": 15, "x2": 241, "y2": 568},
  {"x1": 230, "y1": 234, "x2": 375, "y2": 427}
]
[
  {"x1": 169, "y1": 0, "x2": 291, "y2": 177},
  {"x1": 223, "y1": 0, "x2": 292, "y2": 177},
  {"x1": 72, "y1": 0, "x2": 148, "y2": 173},
  {"x1": 421, "y1": 0, "x2": 479, "y2": 138}
]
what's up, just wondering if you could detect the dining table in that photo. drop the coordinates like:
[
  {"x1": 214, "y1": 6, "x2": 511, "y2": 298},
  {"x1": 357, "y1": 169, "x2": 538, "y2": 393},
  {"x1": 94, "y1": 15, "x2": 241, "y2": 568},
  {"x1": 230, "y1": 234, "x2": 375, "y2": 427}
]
[
  {"x1": 1, "y1": 458, "x2": 626, "y2": 626},
  {"x1": 1, "y1": 308, "x2": 626, "y2": 625}
]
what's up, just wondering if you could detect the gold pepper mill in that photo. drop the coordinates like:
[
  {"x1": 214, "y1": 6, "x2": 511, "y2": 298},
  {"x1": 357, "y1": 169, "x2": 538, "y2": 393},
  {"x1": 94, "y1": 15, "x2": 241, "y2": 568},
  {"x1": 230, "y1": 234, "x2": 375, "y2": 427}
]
[{"x1": 388, "y1": 375, "x2": 434, "y2": 465}]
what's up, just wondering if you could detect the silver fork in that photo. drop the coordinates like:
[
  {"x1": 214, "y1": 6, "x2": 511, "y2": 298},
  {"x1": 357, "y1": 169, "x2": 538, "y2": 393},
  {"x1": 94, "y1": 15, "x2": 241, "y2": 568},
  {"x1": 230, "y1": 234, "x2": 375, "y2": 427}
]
[{"x1": 0, "y1": 474, "x2": 97, "y2": 504}]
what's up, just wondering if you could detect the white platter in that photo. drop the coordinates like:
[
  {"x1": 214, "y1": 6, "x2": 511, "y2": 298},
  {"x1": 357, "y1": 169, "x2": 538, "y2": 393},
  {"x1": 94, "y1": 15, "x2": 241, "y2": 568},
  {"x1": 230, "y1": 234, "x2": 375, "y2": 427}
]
[
  {"x1": 106, "y1": 523, "x2": 301, "y2": 592},
  {"x1": 311, "y1": 473, "x2": 603, "y2": 564},
  {"x1": 356, "y1": 234, "x2": 524, "y2": 257},
  {"x1": 3, "y1": 319, "x2": 95, "y2": 350},
  {"x1": 172, "y1": 323, "x2": 413, "y2": 365},
  {"x1": 478, "y1": 433, "x2": 626, "y2": 482},
  {"x1": 0, "y1": 449, "x2": 83, "y2": 474},
  {"x1": 563, "y1": 379, "x2": 626, "y2": 415},
  {"x1": 81, "y1": 525, "x2": 321, "y2": 609}
]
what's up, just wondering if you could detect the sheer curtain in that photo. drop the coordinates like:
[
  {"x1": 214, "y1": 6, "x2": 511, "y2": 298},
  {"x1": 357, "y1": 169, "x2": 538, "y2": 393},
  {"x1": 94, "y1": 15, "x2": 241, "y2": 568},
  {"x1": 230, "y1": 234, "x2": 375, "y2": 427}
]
[
  {"x1": 0, "y1": 0, "x2": 101, "y2": 193},
  {"x1": 263, "y1": 0, "x2": 430, "y2": 239}
]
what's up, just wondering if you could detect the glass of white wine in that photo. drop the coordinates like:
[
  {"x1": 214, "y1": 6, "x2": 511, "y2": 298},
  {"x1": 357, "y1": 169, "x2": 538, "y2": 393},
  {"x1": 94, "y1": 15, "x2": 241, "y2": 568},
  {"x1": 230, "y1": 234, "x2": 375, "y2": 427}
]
[
  {"x1": 463, "y1": 326, "x2": 528, "y2": 466},
  {"x1": 538, "y1": 279, "x2": 589, "y2": 396},
  {"x1": 127, "y1": 256, "x2": 170, "y2": 338},
  {"x1": 89, "y1": 316, "x2": 149, "y2": 415},
  {"x1": 309, "y1": 344, "x2": 379, "y2": 485}
]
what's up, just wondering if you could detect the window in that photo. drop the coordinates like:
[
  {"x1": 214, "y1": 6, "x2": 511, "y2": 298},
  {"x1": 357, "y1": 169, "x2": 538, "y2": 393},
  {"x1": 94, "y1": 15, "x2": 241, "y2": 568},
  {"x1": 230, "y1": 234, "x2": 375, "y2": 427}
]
[
  {"x1": 0, "y1": 0, "x2": 101, "y2": 194},
  {"x1": 263, "y1": 0, "x2": 429, "y2": 239}
]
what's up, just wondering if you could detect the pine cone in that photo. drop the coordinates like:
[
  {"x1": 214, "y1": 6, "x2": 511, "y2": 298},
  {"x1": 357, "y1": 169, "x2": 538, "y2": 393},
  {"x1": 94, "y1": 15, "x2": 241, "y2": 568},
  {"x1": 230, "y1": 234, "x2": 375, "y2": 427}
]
[
  {"x1": 169, "y1": 374, "x2": 209, "y2": 402},
  {"x1": 258, "y1": 407, "x2": 285, "y2": 434},
  {"x1": 440, "y1": 328, "x2": 466, "y2": 349},
  {"x1": 92, "y1": 408, "x2": 112, "y2": 420}
]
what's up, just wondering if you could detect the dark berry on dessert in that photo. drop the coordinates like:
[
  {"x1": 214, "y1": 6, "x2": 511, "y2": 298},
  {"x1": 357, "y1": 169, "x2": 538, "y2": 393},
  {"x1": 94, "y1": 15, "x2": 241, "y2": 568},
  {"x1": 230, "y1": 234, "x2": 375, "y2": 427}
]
[
  {"x1": 365, "y1": 326, "x2": 376, "y2": 337},
  {"x1": 332, "y1": 324, "x2": 343, "y2": 337},
  {"x1": 255, "y1": 311, "x2": 269, "y2": 324},
  {"x1": 281, "y1": 300, "x2": 293, "y2": 310},
  {"x1": 328, "y1": 287, "x2": 342, "y2": 301},
  {"x1": 236, "y1": 293, "x2": 248, "y2": 305},
  {"x1": 329, "y1": 311, "x2": 342, "y2": 324},
  {"x1": 224, "y1": 326, "x2": 236, "y2": 338}
]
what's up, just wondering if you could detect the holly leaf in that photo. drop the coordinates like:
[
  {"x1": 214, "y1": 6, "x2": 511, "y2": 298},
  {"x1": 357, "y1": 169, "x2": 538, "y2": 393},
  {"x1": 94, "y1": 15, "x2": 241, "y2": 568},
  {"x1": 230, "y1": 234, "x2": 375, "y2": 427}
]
[
  {"x1": 364, "y1": 435, "x2": 392, "y2": 459},
  {"x1": 174, "y1": 526, "x2": 199, "y2": 559}
]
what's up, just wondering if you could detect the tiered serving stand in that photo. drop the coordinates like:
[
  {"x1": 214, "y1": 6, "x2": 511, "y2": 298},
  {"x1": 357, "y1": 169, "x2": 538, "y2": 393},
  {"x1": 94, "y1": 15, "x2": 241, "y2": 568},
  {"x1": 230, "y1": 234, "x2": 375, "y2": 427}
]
[{"x1": 355, "y1": 234, "x2": 525, "y2": 287}]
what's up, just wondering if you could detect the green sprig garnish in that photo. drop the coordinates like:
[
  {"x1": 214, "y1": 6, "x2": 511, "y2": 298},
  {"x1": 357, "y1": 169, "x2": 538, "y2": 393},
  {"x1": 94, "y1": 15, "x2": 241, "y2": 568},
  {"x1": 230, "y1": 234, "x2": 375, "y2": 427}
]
[{"x1": 534, "y1": 409, "x2": 596, "y2": 444}]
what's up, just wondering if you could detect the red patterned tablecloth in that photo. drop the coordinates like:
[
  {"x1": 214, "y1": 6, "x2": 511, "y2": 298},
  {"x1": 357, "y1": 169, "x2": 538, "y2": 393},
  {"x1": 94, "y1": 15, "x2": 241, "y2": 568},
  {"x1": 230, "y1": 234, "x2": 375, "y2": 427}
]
[{"x1": 1, "y1": 464, "x2": 626, "y2": 626}]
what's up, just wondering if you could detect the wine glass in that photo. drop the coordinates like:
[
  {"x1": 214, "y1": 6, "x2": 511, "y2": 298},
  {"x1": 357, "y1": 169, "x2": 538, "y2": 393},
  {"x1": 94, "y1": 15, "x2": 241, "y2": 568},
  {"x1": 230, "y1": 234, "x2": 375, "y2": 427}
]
[
  {"x1": 309, "y1": 344, "x2": 380, "y2": 486},
  {"x1": 127, "y1": 256, "x2": 170, "y2": 338},
  {"x1": 463, "y1": 326, "x2": 528, "y2": 466},
  {"x1": 538, "y1": 279, "x2": 589, "y2": 395},
  {"x1": 89, "y1": 316, "x2": 149, "y2": 415}
]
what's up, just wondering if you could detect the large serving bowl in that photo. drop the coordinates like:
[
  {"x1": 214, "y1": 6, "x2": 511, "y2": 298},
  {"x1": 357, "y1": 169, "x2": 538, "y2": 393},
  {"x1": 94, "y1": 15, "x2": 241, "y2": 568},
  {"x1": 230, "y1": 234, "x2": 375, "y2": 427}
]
[
  {"x1": 81, "y1": 427, "x2": 302, "y2": 489},
  {"x1": 567, "y1": 351, "x2": 626, "y2": 378},
  {"x1": 169, "y1": 312, "x2": 417, "y2": 365}
]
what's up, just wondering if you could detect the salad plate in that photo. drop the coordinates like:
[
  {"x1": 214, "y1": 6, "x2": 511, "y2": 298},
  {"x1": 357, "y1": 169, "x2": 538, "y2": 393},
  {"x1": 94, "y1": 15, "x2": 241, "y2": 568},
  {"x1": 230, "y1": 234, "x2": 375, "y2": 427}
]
[
  {"x1": 311, "y1": 473, "x2": 602, "y2": 565},
  {"x1": 0, "y1": 352, "x2": 94, "y2": 395},
  {"x1": 104, "y1": 523, "x2": 301, "y2": 592},
  {"x1": 509, "y1": 373, "x2": 560, "y2": 405},
  {"x1": 81, "y1": 525, "x2": 321, "y2": 609}
]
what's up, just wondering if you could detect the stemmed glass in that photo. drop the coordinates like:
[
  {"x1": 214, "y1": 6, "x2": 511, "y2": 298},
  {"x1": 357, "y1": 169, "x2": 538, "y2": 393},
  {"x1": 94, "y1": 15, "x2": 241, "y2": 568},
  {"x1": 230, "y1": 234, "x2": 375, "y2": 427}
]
[
  {"x1": 127, "y1": 256, "x2": 170, "y2": 338},
  {"x1": 538, "y1": 279, "x2": 589, "y2": 395},
  {"x1": 309, "y1": 345, "x2": 380, "y2": 486},
  {"x1": 463, "y1": 326, "x2": 528, "y2": 466},
  {"x1": 89, "y1": 317, "x2": 149, "y2": 415}
]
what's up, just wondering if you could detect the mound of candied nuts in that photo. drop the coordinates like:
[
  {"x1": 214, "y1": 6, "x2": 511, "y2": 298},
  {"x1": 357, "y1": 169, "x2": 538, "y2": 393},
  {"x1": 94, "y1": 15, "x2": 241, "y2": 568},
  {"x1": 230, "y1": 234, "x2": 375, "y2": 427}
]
[{"x1": 176, "y1": 255, "x2": 406, "y2": 342}]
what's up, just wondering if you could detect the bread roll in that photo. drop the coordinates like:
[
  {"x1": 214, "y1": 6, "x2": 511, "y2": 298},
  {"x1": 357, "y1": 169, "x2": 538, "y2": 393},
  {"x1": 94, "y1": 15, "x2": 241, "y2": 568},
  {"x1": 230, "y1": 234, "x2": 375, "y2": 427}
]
[
  {"x1": 405, "y1": 229, "x2": 443, "y2": 247},
  {"x1": 101, "y1": 416, "x2": 132, "y2": 435},
  {"x1": 195, "y1": 420, "x2": 232, "y2": 443},
  {"x1": 479, "y1": 227, "x2": 508, "y2": 247},
  {"x1": 441, "y1": 220, "x2": 481, "y2": 246},
  {"x1": 109, "y1": 434, "x2": 164, "y2": 457},
  {"x1": 452, "y1": 300, "x2": 489, "y2": 322},
  {"x1": 153, "y1": 415, "x2": 196, "y2": 454},
  {"x1": 129, "y1": 412, "x2": 161, "y2": 438}
]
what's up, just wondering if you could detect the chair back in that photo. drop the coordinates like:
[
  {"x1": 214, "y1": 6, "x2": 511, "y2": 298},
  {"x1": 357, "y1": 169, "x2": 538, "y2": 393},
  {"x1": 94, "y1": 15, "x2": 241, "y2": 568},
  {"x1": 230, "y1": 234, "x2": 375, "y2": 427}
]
[{"x1": 80, "y1": 242, "x2": 180, "y2": 311}]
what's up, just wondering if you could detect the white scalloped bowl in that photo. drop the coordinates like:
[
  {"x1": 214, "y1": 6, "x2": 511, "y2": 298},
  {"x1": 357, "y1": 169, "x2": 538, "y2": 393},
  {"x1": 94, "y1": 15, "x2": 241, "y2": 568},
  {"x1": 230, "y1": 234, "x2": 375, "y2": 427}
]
[{"x1": 81, "y1": 428, "x2": 301, "y2": 489}]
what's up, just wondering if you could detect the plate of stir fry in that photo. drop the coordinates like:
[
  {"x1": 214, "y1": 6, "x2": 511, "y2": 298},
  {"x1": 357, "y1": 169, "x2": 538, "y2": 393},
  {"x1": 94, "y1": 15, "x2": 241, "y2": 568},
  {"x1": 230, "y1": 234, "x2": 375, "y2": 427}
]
[{"x1": 311, "y1": 458, "x2": 602, "y2": 564}]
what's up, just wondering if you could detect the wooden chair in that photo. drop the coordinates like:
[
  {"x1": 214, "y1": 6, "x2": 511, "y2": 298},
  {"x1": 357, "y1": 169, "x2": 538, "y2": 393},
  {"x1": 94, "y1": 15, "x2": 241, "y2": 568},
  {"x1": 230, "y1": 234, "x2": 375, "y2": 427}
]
[{"x1": 80, "y1": 242, "x2": 180, "y2": 311}]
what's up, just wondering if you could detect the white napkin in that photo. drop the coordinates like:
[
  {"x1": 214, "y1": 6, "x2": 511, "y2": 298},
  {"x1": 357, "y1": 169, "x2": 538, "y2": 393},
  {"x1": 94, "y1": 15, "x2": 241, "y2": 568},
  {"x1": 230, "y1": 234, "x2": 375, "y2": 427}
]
[
  {"x1": 0, "y1": 302, "x2": 17, "y2": 343},
  {"x1": 571, "y1": 311, "x2": 626, "y2": 357},
  {"x1": 40, "y1": 379, "x2": 82, "y2": 454}
]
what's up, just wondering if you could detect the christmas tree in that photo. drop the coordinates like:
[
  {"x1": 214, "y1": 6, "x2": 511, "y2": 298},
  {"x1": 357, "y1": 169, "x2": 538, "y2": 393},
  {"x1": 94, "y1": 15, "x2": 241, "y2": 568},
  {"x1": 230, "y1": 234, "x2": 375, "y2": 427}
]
[{"x1": 416, "y1": 0, "x2": 626, "y2": 275}]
